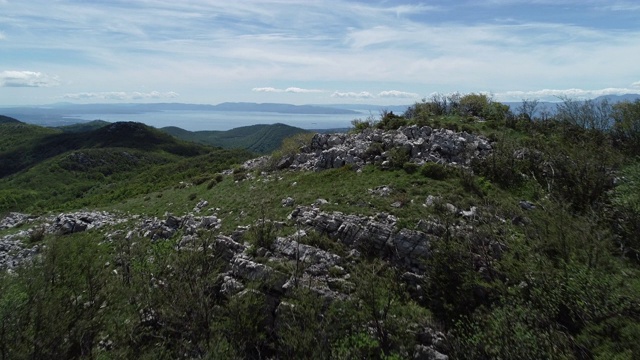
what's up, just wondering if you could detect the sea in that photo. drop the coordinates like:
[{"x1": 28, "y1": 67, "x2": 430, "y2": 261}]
[{"x1": 64, "y1": 110, "x2": 368, "y2": 131}]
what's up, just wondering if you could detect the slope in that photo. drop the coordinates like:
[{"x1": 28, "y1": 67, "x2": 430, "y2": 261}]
[
  {"x1": 161, "y1": 123, "x2": 309, "y2": 154},
  {"x1": 57, "y1": 119, "x2": 111, "y2": 133}
]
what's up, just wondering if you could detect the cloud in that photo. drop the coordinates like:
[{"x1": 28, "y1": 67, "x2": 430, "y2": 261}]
[
  {"x1": 331, "y1": 91, "x2": 375, "y2": 99},
  {"x1": 252, "y1": 87, "x2": 282, "y2": 93},
  {"x1": 252, "y1": 86, "x2": 324, "y2": 93},
  {"x1": 378, "y1": 90, "x2": 419, "y2": 98},
  {"x1": 0, "y1": 70, "x2": 60, "y2": 87},
  {"x1": 284, "y1": 87, "x2": 324, "y2": 93},
  {"x1": 62, "y1": 91, "x2": 179, "y2": 100},
  {"x1": 0, "y1": 32, "x2": 5, "y2": 40},
  {"x1": 329, "y1": 90, "x2": 419, "y2": 99},
  {"x1": 496, "y1": 87, "x2": 640, "y2": 101},
  {"x1": 631, "y1": 81, "x2": 640, "y2": 88}
]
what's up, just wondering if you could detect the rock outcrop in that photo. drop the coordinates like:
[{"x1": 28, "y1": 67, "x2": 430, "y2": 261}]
[
  {"x1": 278, "y1": 125, "x2": 491, "y2": 171},
  {"x1": 289, "y1": 205, "x2": 434, "y2": 273}
]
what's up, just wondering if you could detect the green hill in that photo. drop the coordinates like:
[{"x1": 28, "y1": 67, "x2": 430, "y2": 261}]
[
  {"x1": 56, "y1": 119, "x2": 111, "y2": 133},
  {"x1": 0, "y1": 121, "x2": 253, "y2": 212},
  {"x1": 0, "y1": 121, "x2": 60, "y2": 153},
  {"x1": 0, "y1": 121, "x2": 212, "y2": 179},
  {"x1": 161, "y1": 123, "x2": 309, "y2": 154}
]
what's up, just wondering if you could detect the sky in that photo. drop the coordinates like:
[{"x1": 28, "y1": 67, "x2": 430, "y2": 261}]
[{"x1": 1, "y1": 0, "x2": 639, "y2": 106}]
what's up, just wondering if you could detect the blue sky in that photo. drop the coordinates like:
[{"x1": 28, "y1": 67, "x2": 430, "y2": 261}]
[{"x1": 1, "y1": 0, "x2": 639, "y2": 106}]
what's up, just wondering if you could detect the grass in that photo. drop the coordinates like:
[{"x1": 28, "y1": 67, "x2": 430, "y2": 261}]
[{"x1": 110, "y1": 163, "x2": 499, "y2": 234}]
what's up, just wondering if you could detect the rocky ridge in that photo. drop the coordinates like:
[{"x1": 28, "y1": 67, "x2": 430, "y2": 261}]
[{"x1": 269, "y1": 125, "x2": 492, "y2": 171}]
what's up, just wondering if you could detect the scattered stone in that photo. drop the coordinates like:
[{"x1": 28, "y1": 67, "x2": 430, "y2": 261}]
[
  {"x1": 194, "y1": 199, "x2": 209, "y2": 212},
  {"x1": 519, "y1": 200, "x2": 536, "y2": 211},
  {"x1": 369, "y1": 185, "x2": 393, "y2": 197},
  {"x1": 282, "y1": 197, "x2": 295, "y2": 207}
]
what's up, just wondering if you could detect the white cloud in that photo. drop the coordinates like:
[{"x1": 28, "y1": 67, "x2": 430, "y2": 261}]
[
  {"x1": 329, "y1": 90, "x2": 418, "y2": 100},
  {"x1": 284, "y1": 87, "x2": 324, "y2": 93},
  {"x1": 331, "y1": 91, "x2": 375, "y2": 99},
  {"x1": 384, "y1": 4, "x2": 441, "y2": 17},
  {"x1": 0, "y1": 32, "x2": 5, "y2": 40},
  {"x1": 0, "y1": 70, "x2": 60, "y2": 87},
  {"x1": 62, "y1": 91, "x2": 179, "y2": 100},
  {"x1": 252, "y1": 87, "x2": 282, "y2": 93},
  {"x1": 252, "y1": 86, "x2": 324, "y2": 93},
  {"x1": 496, "y1": 87, "x2": 640, "y2": 101},
  {"x1": 631, "y1": 81, "x2": 640, "y2": 88},
  {"x1": 378, "y1": 90, "x2": 419, "y2": 99}
]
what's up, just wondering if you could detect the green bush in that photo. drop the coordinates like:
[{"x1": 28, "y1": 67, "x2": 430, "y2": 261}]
[
  {"x1": 375, "y1": 111, "x2": 408, "y2": 130},
  {"x1": 387, "y1": 147, "x2": 410, "y2": 169},
  {"x1": 402, "y1": 162, "x2": 419, "y2": 174},
  {"x1": 612, "y1": 99, "x2": 640, "y2": 155},
  {"x1": 351, "y1": 117, "x2": 376, "y2": 131},
  {"x1": 364, "y1": 142, "x2": 384, "y2": 159},
  {"x1": 420, "y1": 162, "x2": 450, "y2": 180}
]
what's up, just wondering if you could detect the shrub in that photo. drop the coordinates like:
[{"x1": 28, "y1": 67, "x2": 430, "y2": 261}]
[
  {"x1": 246, "y1": 219, "x2": 275, "y2": 249},
  {"x1": 420, "y1": 162, "x2": 450, "y2": 180},
  {"x1": 387, "y1": 147, "x2": 410, "y2": 169},
  {"x1": 402, "y1": 162, "x2": 419, "y2": 174},
  {"x1": 232, "y1": 168, "x2": 247, "y2": 182},
  {"x1": 364, "y1": 142, "x2": 384, "y2": 159},
  {"x1": 351, "y1": 116, "x2": 376, "y2": 131},
  {"x1": 375, "y1": 111, "x2": 408, "y2": 130},
  {"x1": 192, "y1": 175, "x2": 210, "y2": 186},
  {"x1": 28, "y1": 225, "x2": 46, "y2": 243}
]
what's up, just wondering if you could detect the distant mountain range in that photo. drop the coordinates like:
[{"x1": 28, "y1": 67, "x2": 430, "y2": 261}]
[{"x1": 0, "y1": 94, "x2": 638, "y2": 127}]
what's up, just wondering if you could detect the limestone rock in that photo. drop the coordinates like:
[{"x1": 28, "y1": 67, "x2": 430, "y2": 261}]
[{"x1": 273, "y1": 125, "x2": 491, "y2": 172}]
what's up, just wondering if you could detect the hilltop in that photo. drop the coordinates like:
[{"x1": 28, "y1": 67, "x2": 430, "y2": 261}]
[{"x1": 0, "y1": 94, "x2": 639, "y2": 359}]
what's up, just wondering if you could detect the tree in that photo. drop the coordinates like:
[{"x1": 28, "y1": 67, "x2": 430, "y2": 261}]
[
  {"x1": 517, "y1": 98, "x2": 540, "y2": 121},
  {"x1": 612, "y1": 99, "x2": 640, "y2": 155},
  {"x1": 555, "y1": 96, "x2": 613, "y2": 131}
]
